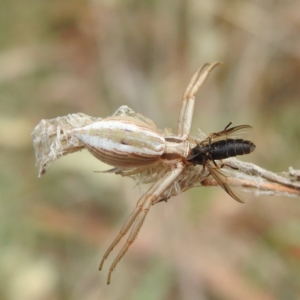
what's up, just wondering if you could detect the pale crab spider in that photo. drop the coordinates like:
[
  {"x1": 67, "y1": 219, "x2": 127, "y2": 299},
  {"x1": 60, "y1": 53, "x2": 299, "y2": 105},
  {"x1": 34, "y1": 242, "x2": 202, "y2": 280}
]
[{"x1": 68, "y1": 62, "x2": 225, "y2": 283}]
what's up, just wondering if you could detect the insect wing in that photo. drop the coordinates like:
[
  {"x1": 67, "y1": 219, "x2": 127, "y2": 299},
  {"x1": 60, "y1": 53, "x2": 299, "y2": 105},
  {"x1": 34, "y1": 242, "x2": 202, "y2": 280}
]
[
  {"x1": 206, "y1": 161, "x2": 244, "y2": 203},
  {"x1": 201, "y1": 125, "x2": 252, "y2": 145}
]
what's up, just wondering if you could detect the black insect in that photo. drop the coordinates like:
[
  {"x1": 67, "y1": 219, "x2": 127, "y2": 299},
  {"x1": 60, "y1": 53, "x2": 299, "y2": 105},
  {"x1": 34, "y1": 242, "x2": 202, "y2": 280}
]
[{"x1": 187, "y1": 122, "x2": 256, "y2": 203}]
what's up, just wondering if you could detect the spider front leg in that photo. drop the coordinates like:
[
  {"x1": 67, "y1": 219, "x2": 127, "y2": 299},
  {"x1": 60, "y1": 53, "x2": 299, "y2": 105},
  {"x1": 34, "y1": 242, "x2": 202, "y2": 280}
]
[
  {"x1": 178, "y1": 62, "x2": 222, "y2": 139},
  {"x1": 99, "y1": 163, "x2": 185, "y2": 284}
]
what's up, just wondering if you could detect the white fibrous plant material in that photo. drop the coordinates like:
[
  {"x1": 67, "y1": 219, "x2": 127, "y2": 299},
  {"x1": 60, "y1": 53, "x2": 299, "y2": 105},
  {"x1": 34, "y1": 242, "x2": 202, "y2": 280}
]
[{"x1": 32, "y1": 113, "x2": 102, "y2": 177}]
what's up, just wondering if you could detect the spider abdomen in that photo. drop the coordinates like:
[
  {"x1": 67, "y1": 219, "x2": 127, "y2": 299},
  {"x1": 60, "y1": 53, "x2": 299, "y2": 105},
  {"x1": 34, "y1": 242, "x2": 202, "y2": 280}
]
[{"x1": 71, "y1": 115, "x2": 165, "y2": 167}]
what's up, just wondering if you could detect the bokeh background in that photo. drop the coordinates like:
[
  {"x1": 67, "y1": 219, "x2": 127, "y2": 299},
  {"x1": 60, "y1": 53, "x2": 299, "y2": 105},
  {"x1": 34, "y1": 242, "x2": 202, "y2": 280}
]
[{"x1": 1, "y1": 1, "x2": 300, "y2": 299}]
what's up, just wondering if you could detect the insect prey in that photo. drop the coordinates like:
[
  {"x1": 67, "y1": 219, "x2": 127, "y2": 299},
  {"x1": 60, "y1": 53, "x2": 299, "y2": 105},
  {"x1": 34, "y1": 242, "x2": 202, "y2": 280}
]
[
  {"x1": 187, "y1": 122, "x2": 256, "y2": 203},
  {"x1": 32, "y1": 62, "x2": 256, "y2": 284}
]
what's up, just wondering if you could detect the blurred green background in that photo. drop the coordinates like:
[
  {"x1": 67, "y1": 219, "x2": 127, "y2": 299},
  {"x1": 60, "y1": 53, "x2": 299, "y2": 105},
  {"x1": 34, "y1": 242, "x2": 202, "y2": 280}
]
[{"x1": 1, "y1": 1, "x2": 300, "y2": 299}]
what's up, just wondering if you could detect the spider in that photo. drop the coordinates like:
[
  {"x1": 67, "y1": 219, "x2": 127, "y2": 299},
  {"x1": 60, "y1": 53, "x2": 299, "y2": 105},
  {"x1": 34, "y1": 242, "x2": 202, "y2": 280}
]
[
  {"x1": 40, "y1": 62, "x2": 255, "y2": 284},
  {"x1": 72, "y1": 62, "x2": 226, "y2": 284}
]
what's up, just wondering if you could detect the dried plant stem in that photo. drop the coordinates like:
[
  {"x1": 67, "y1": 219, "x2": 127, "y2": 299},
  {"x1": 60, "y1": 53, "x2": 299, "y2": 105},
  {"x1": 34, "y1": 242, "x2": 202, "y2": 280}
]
[{"x1": 201, "y1": 158, "x2": 300, "y2": 198}]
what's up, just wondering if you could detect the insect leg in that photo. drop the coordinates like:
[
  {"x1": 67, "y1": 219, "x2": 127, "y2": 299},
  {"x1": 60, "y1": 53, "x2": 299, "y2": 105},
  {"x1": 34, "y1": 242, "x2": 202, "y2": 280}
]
[
  {"x1": 219, "y1": 162, "x2": 239, "y2": 171},
  {"x1": 208, "y1": 122, "x2": 233, "y2": 142},
  {"x1": 223, "y1": 121, "x2": 232, "y2": 131},
  {"x1": 211, "y1": 160, "x2": 239, "y2": 170},
  {"x1": 211, "y1": 159, "x2": 219, "y2": 168}
]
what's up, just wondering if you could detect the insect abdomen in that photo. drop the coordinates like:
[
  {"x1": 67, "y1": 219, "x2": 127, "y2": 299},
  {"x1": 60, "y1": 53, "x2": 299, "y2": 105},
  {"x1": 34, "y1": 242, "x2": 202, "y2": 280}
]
[{"x1": 210, "y1": 139, "x2": 255, "y2": 160}]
